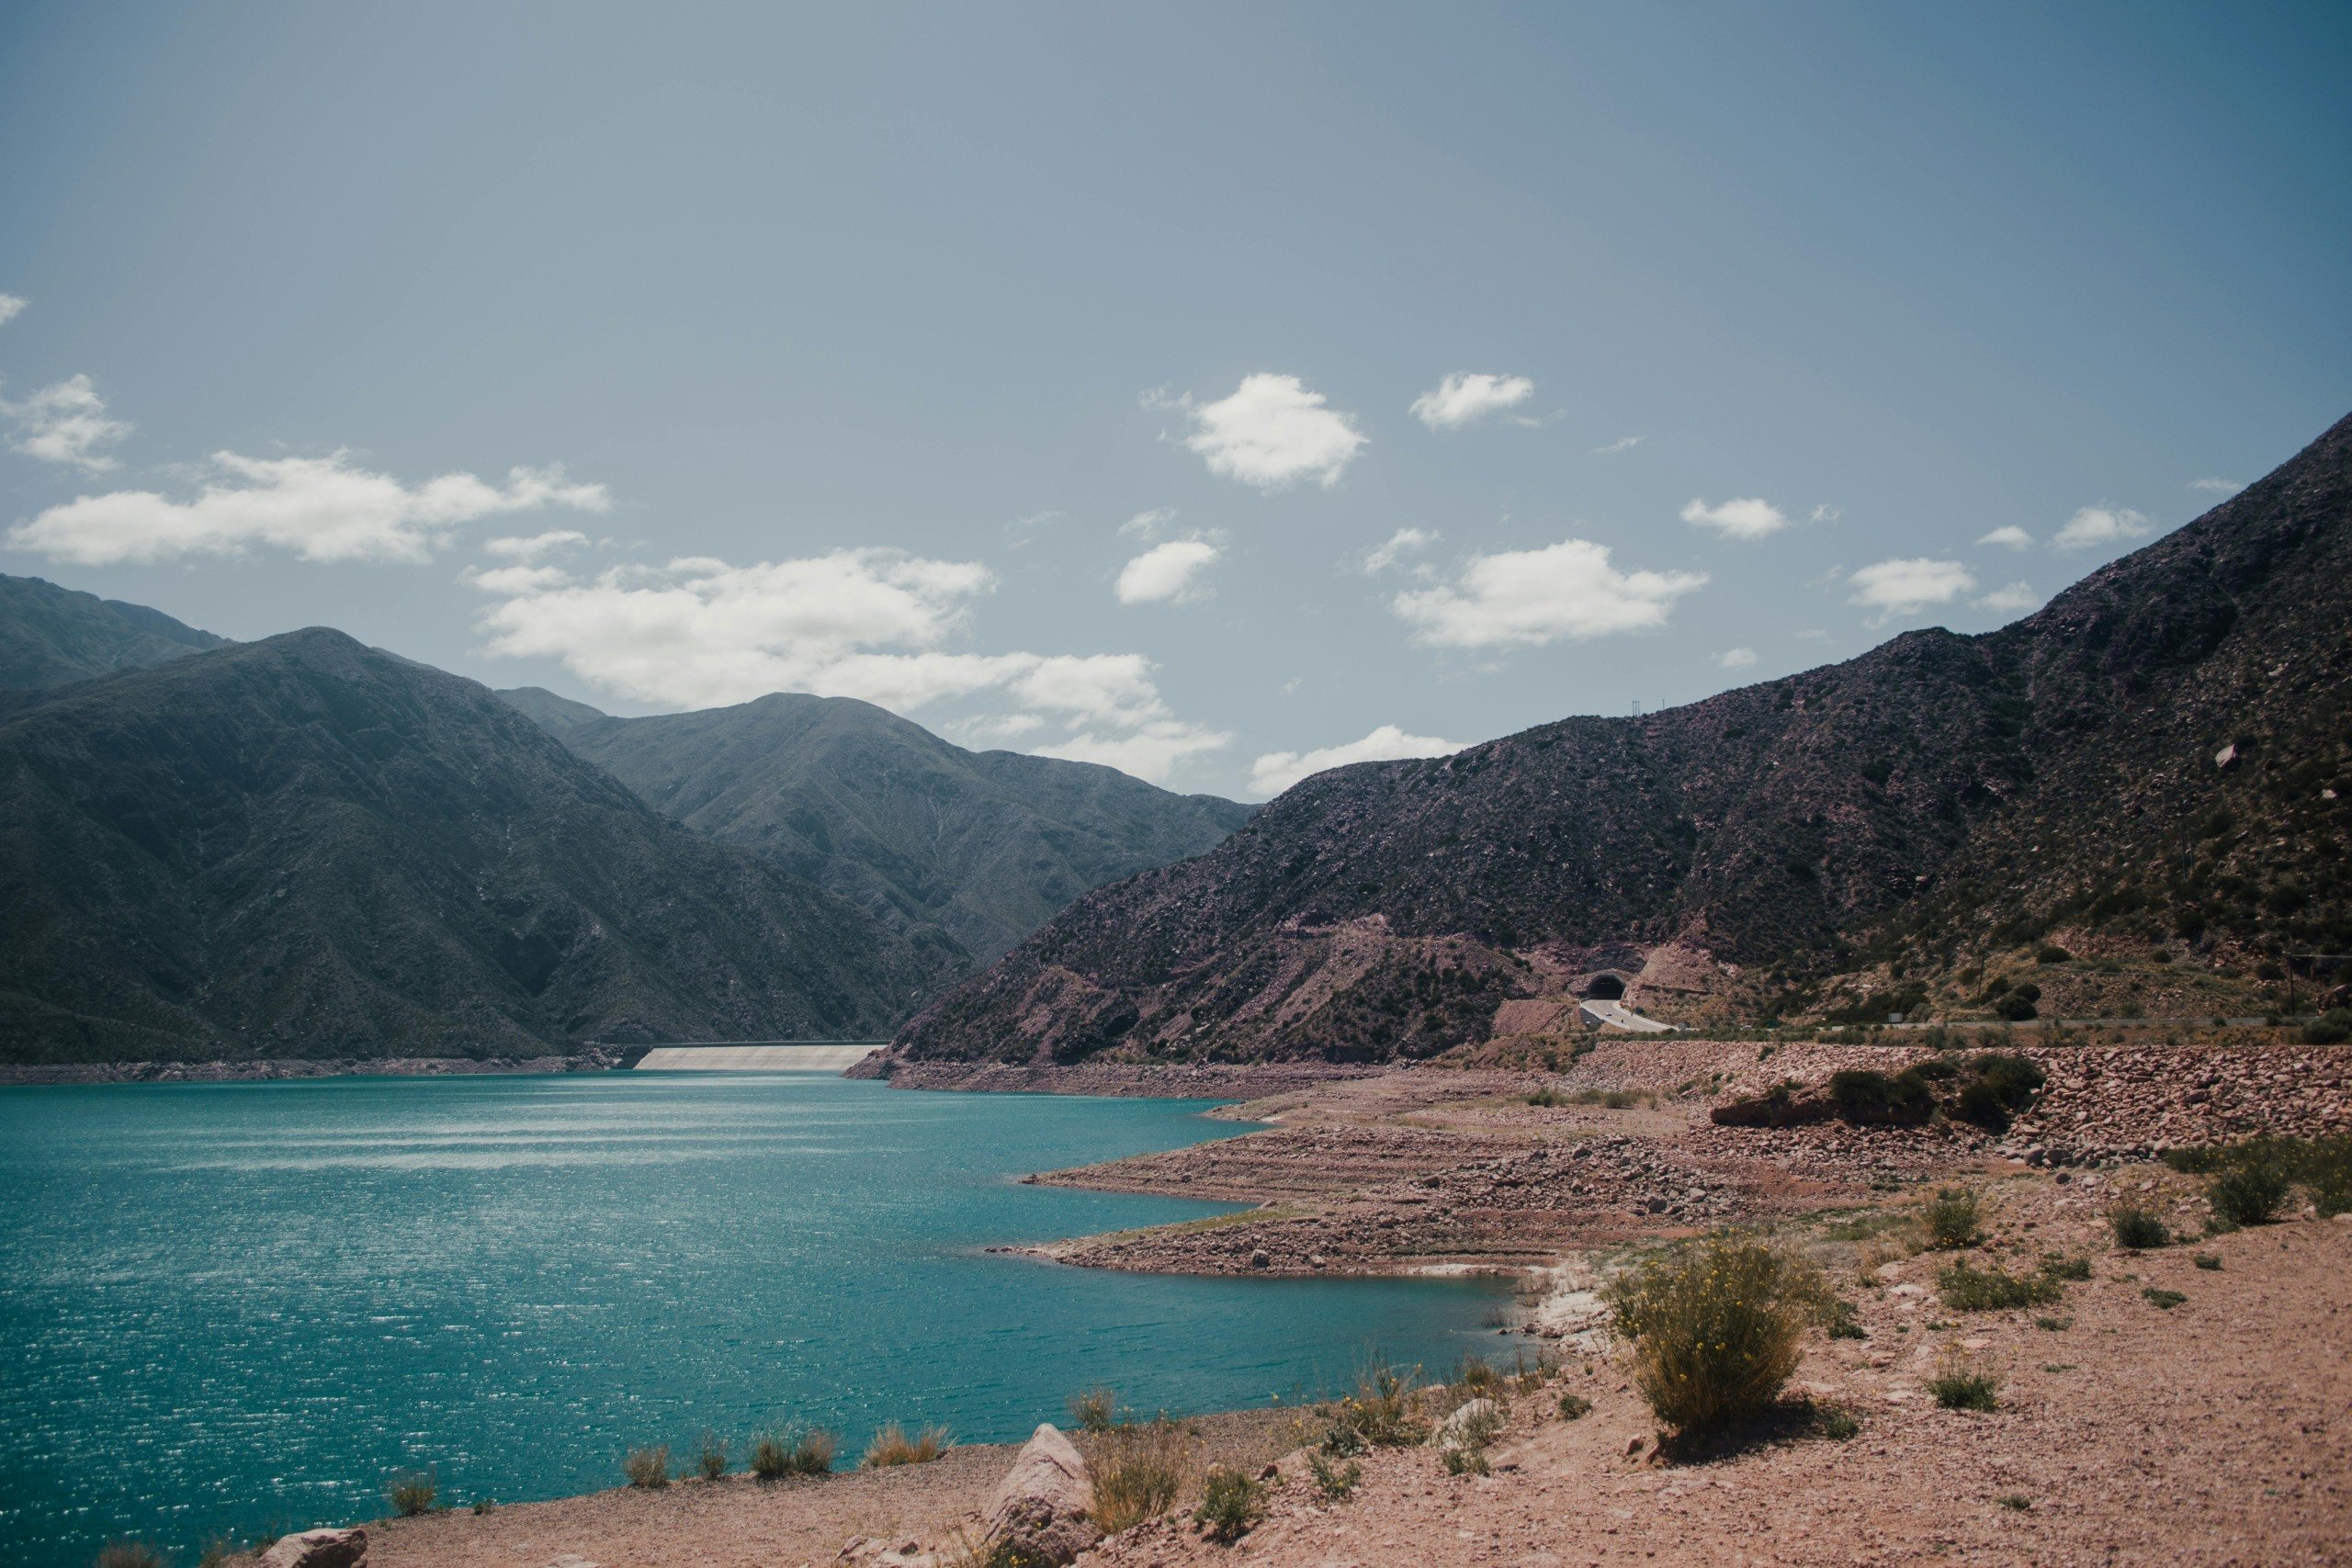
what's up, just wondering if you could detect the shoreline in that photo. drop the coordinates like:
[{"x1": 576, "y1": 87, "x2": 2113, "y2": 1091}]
[{"x1": 0, "y1": 1048, "x2": 626, "y2": 1086}]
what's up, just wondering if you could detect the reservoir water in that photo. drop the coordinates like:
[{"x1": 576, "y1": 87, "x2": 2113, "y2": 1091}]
[{"x1": 0, "y1": 1074, "x2": 1505, "y2": 1567}]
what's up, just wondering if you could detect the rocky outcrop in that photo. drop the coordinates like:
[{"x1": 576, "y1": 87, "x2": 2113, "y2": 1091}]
[
  {"x1": 983, "y1": 1424, "x2": 1099, "y2": 1565},
  {"x1": 259, "y1": 1528, "x2": 366, "y2": 1568}
]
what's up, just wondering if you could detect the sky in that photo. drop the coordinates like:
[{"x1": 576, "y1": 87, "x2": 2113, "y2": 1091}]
[{"x1": 1, "y1": 4, "x2": 2346, "y2": 799}]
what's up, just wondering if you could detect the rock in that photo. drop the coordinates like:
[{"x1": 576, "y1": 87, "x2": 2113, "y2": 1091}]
[
  {"x1": 261, "y1": 1529, "x2": 367, "y2": 1568},
  {"x1": 984, "y1": 1424, "x2": 1100, "y2": 1565},
  {"x1": 1434, "y1": 1397, "x2": 1500, "y2": 1452},
  {"x1": 1249, "y1": 1248, "x2": 1271, "y2": 1269}
]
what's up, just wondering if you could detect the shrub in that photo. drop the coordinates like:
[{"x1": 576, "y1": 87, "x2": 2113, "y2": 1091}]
[
  {"x1": 695, "y1": 1430, "x2": 729, "y2": 1480},
  {"x1": 386, "y1": 1469, "x2": 438, "y2": 1517},
  {"x1": 2143, "y1": 1287, "x2": 2187, "y2": 1310},
  {"x1": 2301, "y1": 1009, "x2": 2352, "y2": 1045},
  {"x1": 1826, "y1": 1298, "x2": 1868, "y2": 1339},
  {"x1": 1604, "y1": 1235, "x2": 1825, "y2": 1435},
  {"x1": 2301, "y1": 1135, "x2": 2352, "y2": 1216},
  {"x1": 1306, "y1": 1450, "x2": 1361, "y2": 1501},
  {"x1": 95, "y1": 1544, "x2": 164, "y2": 1568},
  {"x1": 1091, "y1": 1422, "x2": 1186, "y2": 1534},
  {"x1": 198, "y1": 1538, "x2": 234, "y2": 1568},
  {"x1": 470, "y1": 1498, "x2": 497, "y2": 1516},
  {"x1": 1329, "y1": 1358, "x2": 1428, "y2": 1449},
  {"x1": 2040, "y1": 1255, "x2": 2093, "y2": 1281},
  {"x1": 2036, "y1": 946, "x2": 2073, "y2": 964},
  {"x1": 1938, "y1": 1261, "x2": 2062, "y2": 1312},
  {"x1": 1556, "y1": 1392, "x2": 1592, "y2": 1420},
  {"x1": 1069, "y1": 1388, "x2": 1123, "y2": 1434},
  {"x1": 2193, "y1": 1254, "x2": 2222, "y2": 1270},
  {"x1": 2109, "y1": 1203, "x2": 2170, "y2": 1250},
  {"x1": 752, "y1": 1428, "x2": 834, "y2": 1479},
  {"x1": 625, "y1": 1445, "x2": 671, "y2": 1489},
  {"x1": 1818, "y1": 1406, "x2": 1861, "y2": 1440},
  {"x1": 864, "y1": 1423, "x2": 950, "y2": 1468},
  {"x1": 1525, "y1": 1088, "x2": 1563, "y2": 1108},
  {"x1": 1193, "y1": 1467, "x2": 1265, "y2": 1544},
  {"x1": 1926, "y1": 1348, "x2": 1999, "y2": 1411},
  {"x1": 2208, "y1": 1158, "x2": 2290, "y2": 1226},
  {"x1": 1922, "y1": 1188, "x2": 1983, "y2": 1250},
  {"x1": 1450, "y1": 1352, "x2": 1508, "y2": 1402},
  {"x1": 1827, "y1": 1069, "x2": 1933, "y2": 1126},
  {"x1": 2033, "y1": 1315, "x2": 2072, "y2": 1332}
]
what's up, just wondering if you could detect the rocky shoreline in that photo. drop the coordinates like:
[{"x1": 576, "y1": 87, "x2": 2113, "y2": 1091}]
[{"x1": 851, "y1": 1056, "x2": 1388, "y2": 1101}]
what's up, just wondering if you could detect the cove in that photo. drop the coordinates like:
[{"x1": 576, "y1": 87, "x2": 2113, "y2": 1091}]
[{"x1": 0, "y1": 1074, "x2": 1507, "y2": 1568}]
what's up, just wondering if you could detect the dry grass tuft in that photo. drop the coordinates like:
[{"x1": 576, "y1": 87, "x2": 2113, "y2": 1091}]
[{"x1": 864, "y1": 1422, "x2": 951, "y2": 1468}]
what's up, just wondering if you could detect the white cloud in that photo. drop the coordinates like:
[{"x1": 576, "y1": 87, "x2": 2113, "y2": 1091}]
[
  {"x1": 469, "y1": 547, "x2": 1229, "y2": 783},
  {"x1": 1391, "y1": 538, "x2": 1706, "y2": 649},
  {"x1": 2, "y1": 374, "x2": 131, "y2": 471},
  {"x1": 1846, "y1": 558, "x2": 1974, "y2": 624},
  {"x1": 1715, "y1": 647, "x2": 1758, "y2": 670},
  {"x1": 1248, "y1": 723, "x2": 1464, "y2": 797},
  {"x1": 1810, "y1": 504, "x2": 1841, "y2": 524},
  {"x1": 1177, "y1": 373, "x2": 1366, "y2": 490},
  {"x1": 1680, "y1": 496, "x2": 1789, "y2": 540},
  {"x1": 1119, "y1": 507, "x2": 1174, "y2": 539},
  {"x1": 1114, "y1": 537, "x2": 1220, "y2": 604},
  {"x1": 1363, "y1": 526, "x2": 1438, "y2": 573},
  {"x1": 2052, "y1": 504, "x2": 2152, "y2": 550},
  {"x1": 1976, "y1": 525, "x2": 2033, "y2": 550},
  {"x1": 1973, "y1": 581, "x2": 2040, "y2": 615},
  {"x1": 1593, "y1": 435, "x2": 1642, "y2": 455},
  {"x1": 0, "y1": 294, "x2": 26, "y2": 327},
  {"x1": 483, "y1": 528, "x2": 590, "y2": 562},
  {"x1": 2188, "y1": 477, "x2": 2241, "y2": 495},
  {"x1": 8, "y1": 450, "x2": 609, "y2": 565},
  {"x1": 1795, "y1": 627, "x2": 1831, "y2": 642},
  {"x1": 1409, "y1": 372, "x2": 1535, "y2": 431}
]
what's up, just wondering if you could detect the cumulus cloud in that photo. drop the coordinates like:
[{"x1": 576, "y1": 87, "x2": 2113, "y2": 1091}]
[
  {"x1": 2188, "y1": 477, "x2": 2241, "y2": 495},
  {"x1": 1593, "y1": 435, "x2": 1643, "y2": 456},
  {"x1": 1409, "y1": 372, "x2": 1534, "y2": 430},
  {"x1": 1114, "y1": 537, "x2": 1220, "y2": 604},
  {"x1": 1119, "y1": 507, "x2": 1174, "y2": 539},
  {"x1": 1248, "y1": 723, "x2": 1464, "y2": 797},
  {"x1": 468, "y1": 547, "x2": 1229, "y2": 783},
  {"x1": 1173, "y1": 373, "x2": 1365, "y2": 490},
  {"x1": 1973, "y1": 581, "x2": 2040, "y2": 615},
  {"x1": 1363, "y1": 526, "x2": 1438, "y2": 573},
  {"x1": 0, "y1": 294, "x2": 25, "y2": 327},
  {"x1": 1715, "y1": 647, "x2": 1758, "y2": 670},
  {"x1": 2, "y1": 374, "x2": 131, "y2": 471},
  {"x1": 8, "y1": 451, "x2": 609, "y2": 566},
  {"x1": 1977, "y1": 525, "x2": 2033, "y2": 550},
  {"x1": 1391, "y1": 538, "x2": 1706, "y2": 649},
  {"x1": 1680, "y1": 496, "x2": 1789, "y2": 540},
  {"x1": 2052, "y1": 504, "x2": 2152, "y2": 550},
  {"x1": 1846, "y1": 558, "x2": 1974, "y2": 624},
  {"x1": 483, "y1": 528, "x2": 591, "y2": 561}
]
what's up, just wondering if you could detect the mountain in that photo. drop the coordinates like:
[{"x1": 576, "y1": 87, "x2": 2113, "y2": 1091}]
[
  {"x1": 0, "y1": 573, "x2": 229, "y2": 694},
  {"x1": 884, "y1": 412, "x2": 2352, "y2": 1068},
  {"x1": 505, "y1": 690, "x2": 1254, "y2": 964},
  {"x1": 0, "y1": 629, "x2": 958, "y2": 1065},
  {"x1": 499, "y1": 685, "x2": 611, "y2": 732}
]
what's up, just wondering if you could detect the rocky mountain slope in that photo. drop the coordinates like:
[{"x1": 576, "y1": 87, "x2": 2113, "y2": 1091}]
[
  {"x1": 884, "y1": 411, "x2": 2352, "y2": 1068},
  {"x1": 508, "y1": 690, "x2": 1251, "y2": 964},
  {"x1": 0, "y1": 629, "x2": 957, "y2": 1064},
  {"x1": 0, "y1": 572, "x2": 228, "y2": 696}
]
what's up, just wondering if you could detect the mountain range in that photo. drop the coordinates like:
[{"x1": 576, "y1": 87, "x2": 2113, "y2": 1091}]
[
  {"x1": 881, "y1": 411, "x2": 2352, "y2": 1069},
  {"x1": 0, "y1": 594, "x2": 1248, "y2": 1064}
]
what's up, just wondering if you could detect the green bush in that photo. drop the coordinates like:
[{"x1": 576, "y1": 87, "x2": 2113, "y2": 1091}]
[
  {"x1": 1828, "y1": 1069, "x2": 1934, "y2": 1125},
  {"x1": 1826, "y1": 1298, "x2": 1868, "y2": 1339},
  {"x1": 1926, "y1": 1348, "x2": 1999, "y2": 1412},
  {"x1": 1193, "y1": 1467, "x2": 1265, "y2": 1544},
  {"x1": 1329, "y1": 1359, "x2": 1429, "y2": 1449},
  {"x1": 2208, "y1": 1159, "x2": 2290, "y2": 1226},
  {"x1": 1306, "y1": 1450, "x2": 1361, "y2": 1501},
  {"x1": 751, "y1": 1428, "x2": 834, "y2": 1479},
  {"x1": 2193, "y1": 1254, "x2": 2221, "y2": 1270},
  {"x1": 1069, "y1": 1387, "x2": 1123, "y2": 1434},
  {"x1": 2040, "y1": 1255, "x2": 2092, "y2": 1281},
  {"x1": 1604, "y1": 1236, "x2": 1825, "y2": 1435},
  {"x1": 1938, "y1": 1261, "x2": 2062, "y2": 1312},
  {"x1": 1819, "y1": 1406, "x2": 1861, "y2": 1440},
  {"x1": 386, "y1": 1469, "x2": 438, "y2": 1517},
  {"x1": 1556, "y1": 1392, "x2": 1592, "y2": 1420},
  {"x1": 2143, "y1": 1287, "x2": 2187, "y2": 1310},
  {"x1": 695, "y1": 1431, "x2": 729, "y2": 1480},
  {"x1": 2301, "y1": 1009, "x2": 2352, "y2": 1045},
  {"x1": 1923, "y1": 1188, "x2": 1984, "y2": 1249},
  {"x1": 2109, "y1": 1203, "x2": 2170, "y2": 1250},
  {"x1": 625, "y1": 1445, "x2": 670, "y2": 1489}
]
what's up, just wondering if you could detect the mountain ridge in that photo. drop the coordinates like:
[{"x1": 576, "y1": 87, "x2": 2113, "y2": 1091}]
[{"x1": 881, "y1": 411, "x2": 2352, "y2": 1068}]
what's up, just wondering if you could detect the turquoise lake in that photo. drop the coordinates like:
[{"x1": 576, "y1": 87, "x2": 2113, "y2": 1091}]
[{"x1": 0, "y1": 1074, "x2": 1505, "y2": 1567}]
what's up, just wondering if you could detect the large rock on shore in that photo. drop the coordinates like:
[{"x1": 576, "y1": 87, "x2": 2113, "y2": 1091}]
[
  {"x1": 985, "y1": 1424, "x2": 1099, "y2": 1564},
  {"x1": 260, "y1": 1528, "x2": 366, "y2": 1568}
]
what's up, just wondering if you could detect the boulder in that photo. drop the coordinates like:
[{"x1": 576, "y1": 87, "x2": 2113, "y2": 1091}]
[
  {"x1": 984, "y1": 1424, "x2": 1100, "y2": 1564},
  {"x1": 261, "y1": 1529, "x2": 367, "y2": 1568}
]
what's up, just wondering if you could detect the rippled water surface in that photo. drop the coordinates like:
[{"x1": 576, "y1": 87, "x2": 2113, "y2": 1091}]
[{"x1": 0, "y1": 1074, "x2": 1503, "y2": 1567}]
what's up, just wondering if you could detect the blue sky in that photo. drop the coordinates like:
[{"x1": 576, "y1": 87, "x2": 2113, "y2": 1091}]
[{"x1": 2, "y1": 3, "x2": 2346, "y2": 796}]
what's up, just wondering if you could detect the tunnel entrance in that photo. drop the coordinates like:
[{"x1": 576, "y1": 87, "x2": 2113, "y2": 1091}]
[{"x1": 1585, "y1": 973, "x2": 1627, "y2": 1001}]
